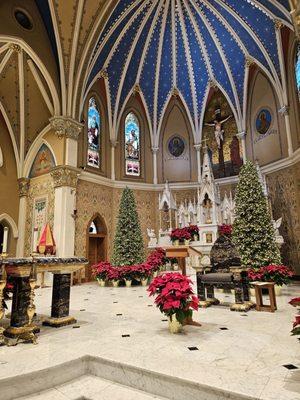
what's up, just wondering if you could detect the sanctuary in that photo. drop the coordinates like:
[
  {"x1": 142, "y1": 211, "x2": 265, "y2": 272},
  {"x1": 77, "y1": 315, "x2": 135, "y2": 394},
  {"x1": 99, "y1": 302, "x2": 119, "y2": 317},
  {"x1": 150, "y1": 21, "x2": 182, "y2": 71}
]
[{"x1": 0, "y1": 1, "x2": 300, "y2": 400}]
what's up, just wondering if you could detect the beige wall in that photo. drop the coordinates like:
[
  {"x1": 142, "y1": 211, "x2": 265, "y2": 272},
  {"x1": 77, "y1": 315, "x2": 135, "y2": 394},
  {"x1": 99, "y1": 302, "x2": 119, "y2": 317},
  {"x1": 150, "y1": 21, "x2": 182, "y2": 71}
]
[
  {"x1": 267, "y1": 162, "x2": 300, "y2": 274},
  {"x1": 247, "y1": 71, "x2": 288, "y2": 165},
  {"x1": 0, "y1": 112, "x2": 19, "y2": 255}
]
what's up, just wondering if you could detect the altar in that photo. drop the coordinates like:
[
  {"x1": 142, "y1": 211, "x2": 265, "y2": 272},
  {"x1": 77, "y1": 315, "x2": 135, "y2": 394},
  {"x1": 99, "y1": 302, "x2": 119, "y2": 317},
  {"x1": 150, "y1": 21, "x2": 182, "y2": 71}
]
[{"x1": 0, "y1": 256, "x2": 88, "y2": 344}]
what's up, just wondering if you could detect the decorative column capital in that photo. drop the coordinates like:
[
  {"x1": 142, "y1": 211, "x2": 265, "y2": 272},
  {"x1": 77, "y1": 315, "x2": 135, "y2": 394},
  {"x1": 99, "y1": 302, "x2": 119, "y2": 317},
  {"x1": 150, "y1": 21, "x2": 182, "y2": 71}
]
[
  {"x1": 274, "y1": 19, "x2": 283, "y2": 30},
  {"x1": 245, "y1": 57, "x2": 255, "y2": 68},
  {"x1": 50, "y1": 166, "x2": 81, "y2": 188},
  {"x1": 110, "y1": 139, "x2": 118, "y2": 148},
  {"x1": 18, "y1": 178, "x2": 30, "y2": 197},
  {"x1": 49, "y1": 116, "x2": 84, "y2": 140},
  {"x1": 151, "y1": 146, "x2": 159, "y2": 154},
  {"x1": 194, "y1": 143, "x2": 202, "y2": 152},
  {"x1": 236, "y1": 131, "x2": 247, "y2": 140},
  {"x1": 278, "y1": 105, "x2": 290, "y2": 116},
  {"x1": 9, "y1": 43, "x2": 21, "y2": 53}
]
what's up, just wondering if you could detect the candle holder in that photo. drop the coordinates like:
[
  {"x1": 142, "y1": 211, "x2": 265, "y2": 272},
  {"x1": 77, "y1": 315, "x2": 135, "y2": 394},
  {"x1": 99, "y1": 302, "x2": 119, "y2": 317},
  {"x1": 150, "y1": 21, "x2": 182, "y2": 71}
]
[{"x1": 0, "y1": 265, "x2": 7, "y2": 345}]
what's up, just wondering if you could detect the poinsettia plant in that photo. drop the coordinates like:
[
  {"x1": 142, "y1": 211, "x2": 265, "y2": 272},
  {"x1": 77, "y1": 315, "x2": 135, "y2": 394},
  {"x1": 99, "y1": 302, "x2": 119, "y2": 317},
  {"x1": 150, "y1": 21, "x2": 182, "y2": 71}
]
[
  {"x1": 187, "y1": 225, "x2": 199, "y2": 238},
  {"x1": 91, "y1": 261, "x2": 112, "y2": 281},
  {"x1": 170, "y1": 228, "x2": 191, "y2": 242},
  {"x1": 106, "y1": 267, "x2": 120, "y2": 282},
  {"x1": 289, "y1": 297, "x2": 300, "y2": 336},
  {"x1": 148, "y1": 272, "x2": 199, "y2": 324},
  {"x1": 248, "y1": 264, "x2": 293, "y2": 286},
  {"x1": 147, "y1": 248, "x2": 166, "y2": 271},
  {"x1": 218, "y1": 224, "x2": 232, "y2": 236}
]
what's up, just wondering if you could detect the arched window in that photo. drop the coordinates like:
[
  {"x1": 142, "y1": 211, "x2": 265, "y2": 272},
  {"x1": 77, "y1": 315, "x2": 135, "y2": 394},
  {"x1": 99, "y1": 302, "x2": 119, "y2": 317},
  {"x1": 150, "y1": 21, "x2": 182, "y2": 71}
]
[
  {"x1": 87, "y1": 97, "x2": 101, "y2": 168},
  {"x1": 124, "y1": 112, "x2": 140, "y2": 176},
  {"x1": 296, "y1": 44, "x2": 300, "y2": 102}
]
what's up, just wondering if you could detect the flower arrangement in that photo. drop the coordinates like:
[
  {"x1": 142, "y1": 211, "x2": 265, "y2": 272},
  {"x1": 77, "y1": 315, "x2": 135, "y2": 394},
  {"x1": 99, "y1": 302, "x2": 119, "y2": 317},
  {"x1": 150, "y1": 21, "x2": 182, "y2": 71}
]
[
  {"x1": 91, "y1": 249, "x2": 167, "y2": 286},
  {"x1": 248, "y1": 264, "x2": 293, "y2": 286},
  {"x1": 170, "y1": 228, "x2": 191, "y2": 243},
  {"x1": 289, "y1": 297, "x2": 300, "y2": 336},
  {"x1": 187, "y1": 225, "x2": 199, "y2": 240},
  {"x1": 91, "y1": 261, "x2": 112, "y2": 281},
  {"x1": 218, "y1": 224, "x2": 233, "y2": 236},
  {"x1": 147, "y1": 272, "x2": 199, "y2": 324}
]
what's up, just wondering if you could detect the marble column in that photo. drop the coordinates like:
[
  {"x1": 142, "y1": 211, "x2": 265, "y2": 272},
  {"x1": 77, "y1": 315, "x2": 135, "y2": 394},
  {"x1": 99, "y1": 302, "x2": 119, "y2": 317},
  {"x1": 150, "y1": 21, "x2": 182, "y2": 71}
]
[
  {"x1": 51, "y1": 166, "x2": 80, "y2": 257},
  {"x1": 279, "y1": 106, "x2": 293, "y2": 157},
  {"x1": 110, "y1": 139, "x2": 118, "y2": 181},
  {"x1": 152, "y1": 147, "x2": 159, "y2": 185},
  {"x1": 16, "y1": 178, "x2": 30, "y2": 257},
  {"x1": 236, "y1": 132, "x2": 247, "y2": 163},
  {"x1": 43, "y1": 273, "x2": 76, "y2": 327},
  {"x1": 194, "y1": 144, "x2": 202, "y2": 183}
]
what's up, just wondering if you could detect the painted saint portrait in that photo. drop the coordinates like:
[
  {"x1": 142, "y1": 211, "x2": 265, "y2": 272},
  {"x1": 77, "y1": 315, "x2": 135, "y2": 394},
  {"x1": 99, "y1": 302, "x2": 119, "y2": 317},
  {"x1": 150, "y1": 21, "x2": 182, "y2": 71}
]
[
  {"x1": 256, "y1": 109, "x2": 272, "y2": 135},
  {"x1": 168, "y1": 136, "x2": 185, "y2": 158},
  {"x1": 29, "y1": 144, "x2": 55, "y2": 178}
]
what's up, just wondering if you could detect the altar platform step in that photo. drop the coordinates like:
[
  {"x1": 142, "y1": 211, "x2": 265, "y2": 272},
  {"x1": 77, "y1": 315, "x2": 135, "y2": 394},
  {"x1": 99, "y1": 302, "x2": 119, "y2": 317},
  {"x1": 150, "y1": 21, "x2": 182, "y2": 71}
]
[{"x1": 3, "y1": 355, "x2": 257, "y2": 400}]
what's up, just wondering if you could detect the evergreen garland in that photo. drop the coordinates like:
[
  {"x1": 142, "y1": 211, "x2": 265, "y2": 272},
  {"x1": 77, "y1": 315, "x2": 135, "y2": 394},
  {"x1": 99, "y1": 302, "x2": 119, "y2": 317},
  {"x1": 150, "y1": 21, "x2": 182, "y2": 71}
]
[
  {"x1": 232, "y1": 161, "x2": 281, "y2": 268},
  {"x1": 111, "y1": 187, "x2": 145, "y2": 266}
]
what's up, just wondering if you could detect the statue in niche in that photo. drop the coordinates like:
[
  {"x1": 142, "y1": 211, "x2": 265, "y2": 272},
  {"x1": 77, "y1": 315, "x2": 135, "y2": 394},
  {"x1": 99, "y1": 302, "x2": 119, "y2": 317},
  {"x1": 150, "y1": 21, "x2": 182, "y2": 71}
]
[
  {"x1": 203, "y1": 193, "x2": 212, "y2": 224},
  {"x1": 205, "y1": 106, "x2": 232, "y2": 177}
]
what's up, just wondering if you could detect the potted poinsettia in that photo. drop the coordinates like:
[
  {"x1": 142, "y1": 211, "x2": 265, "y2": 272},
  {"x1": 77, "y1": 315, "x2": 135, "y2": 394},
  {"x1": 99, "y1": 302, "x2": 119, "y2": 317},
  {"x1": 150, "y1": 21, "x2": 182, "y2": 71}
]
[
  {"x1": 248, "y1": 264, "x2": 293, "y2": 296},
  {"x1": 91, "y1": 261, "x2": 112, "y2": 287},
  {"x1": 218, "y1": 224, "x2": 232, "y2": 236},
  {"x1": 120, "y1": 266, "x2": 134, "y2": 287},
  {"x1": 170, "y1": 228, "x2": 191, "y2": 245},
  {"x1": 106, "y1": 267, "x2": 120, "y2": 287},
  {"x1": 132, "y1": 263, "x2": 152, "y2": 286},
  {"x1": 147, "y1": 248, "x2": 166, "y2": 277},
  {"x1": 188, "y1": 225, "x2": 199, "y2": 241},
  {"x1": 289, "y1": 297, "x2": 300, "y2": 337},
  {"x1": 148, "y1": 272, "x2": 199, "y2": 333}
]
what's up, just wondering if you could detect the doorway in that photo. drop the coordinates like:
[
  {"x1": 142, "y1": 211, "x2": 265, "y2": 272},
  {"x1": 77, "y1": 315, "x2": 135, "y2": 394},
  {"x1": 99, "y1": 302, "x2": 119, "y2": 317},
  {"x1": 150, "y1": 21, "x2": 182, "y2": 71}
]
[{"x1": 86, "y1": 214, "x2": 107, "y2": 281}]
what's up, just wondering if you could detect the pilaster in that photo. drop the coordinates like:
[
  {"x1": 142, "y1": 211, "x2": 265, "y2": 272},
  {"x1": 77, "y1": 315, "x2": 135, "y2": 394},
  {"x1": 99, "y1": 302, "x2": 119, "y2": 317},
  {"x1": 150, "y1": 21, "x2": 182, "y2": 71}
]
[
  {"x1": 194, "y1": 144, "x2": 202, "y2": 183},
  {"x1": 16, "y1": 178, "x2": 30, "y2": 257},
  {"x1": 236, "y1": 131, "x2": 247, "y2": 163},
  {"x1": 151, "y1": 147, "x2": 159, "y2": 185}
]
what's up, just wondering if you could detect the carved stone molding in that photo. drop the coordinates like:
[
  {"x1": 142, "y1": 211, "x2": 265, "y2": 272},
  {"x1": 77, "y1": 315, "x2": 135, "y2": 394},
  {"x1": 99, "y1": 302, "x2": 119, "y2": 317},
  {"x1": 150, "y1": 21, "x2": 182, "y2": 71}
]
[
  {"x1": 194, "y1": 143, "x2": 202, "y2": 152},
  {"x1": 49, "y1": 117, "x2": 84, "y2": 140},
  {"x1": 9, "y1": 44, "x2": 21, "y2": 53},
  {"x1": 245, "y1": 57, "x2": 255, "y2": 68},
  {"x1": 18, "y1": 178, "x2": 30, "y2": 197},
  {"x1": 151, "y1": 147, "x2": 160, "y2": 154},
  {"x1": 278, "y1": 105, "x2": 290, "y2": 116},
  {"x1": 290, "y1": 1, "x2": 300, "y2": 37},
  {"x1": 50, "y1": 166, "x2": 81, "y2": 188},
  {"x1": 274, "y1": 19, "x2": 283, "y2": 30},
  {"x1": 236, "y1": 131, "x2": 247, "y2": 141},
  {"x1": 110, "y1": 139, "x2": 118, "y2": 148}
]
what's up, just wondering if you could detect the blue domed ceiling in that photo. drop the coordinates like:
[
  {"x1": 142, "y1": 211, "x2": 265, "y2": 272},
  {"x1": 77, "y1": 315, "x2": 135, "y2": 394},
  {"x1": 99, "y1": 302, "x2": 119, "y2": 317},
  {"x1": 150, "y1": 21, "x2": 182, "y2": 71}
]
[{"x1": 86, "y1": 0, "x2": 293, "y2": 136}]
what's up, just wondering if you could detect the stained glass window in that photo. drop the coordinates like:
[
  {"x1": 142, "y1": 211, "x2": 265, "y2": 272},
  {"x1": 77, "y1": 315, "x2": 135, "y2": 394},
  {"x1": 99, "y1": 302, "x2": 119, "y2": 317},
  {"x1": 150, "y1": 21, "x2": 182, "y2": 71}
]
[
  {"x1": 125, "y1": 112, "x2": 140, "y2": 176},
  {"x1": 87, "y1": 97, "x2": 101, "y2": 168},
  {"x1": 296, "y1": 44, "x2": 300, "y2": 102}
]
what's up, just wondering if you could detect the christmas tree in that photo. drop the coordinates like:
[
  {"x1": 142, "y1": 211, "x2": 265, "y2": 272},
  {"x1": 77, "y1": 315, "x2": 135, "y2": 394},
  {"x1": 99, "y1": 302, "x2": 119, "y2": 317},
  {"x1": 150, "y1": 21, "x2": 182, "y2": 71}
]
[
  {"x1": 232, "y1": 161, "x2": 281, "y2": 268},
  {"x1": 111, "y1": 187, "x2": 145, "y2": 266}
]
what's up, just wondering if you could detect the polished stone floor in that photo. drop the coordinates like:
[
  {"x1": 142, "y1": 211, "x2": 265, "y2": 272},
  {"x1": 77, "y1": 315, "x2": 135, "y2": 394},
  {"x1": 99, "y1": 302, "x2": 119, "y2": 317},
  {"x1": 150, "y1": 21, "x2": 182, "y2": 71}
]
[{"x1": 0, "y1": 269, "x2": 299, "y2": 400}]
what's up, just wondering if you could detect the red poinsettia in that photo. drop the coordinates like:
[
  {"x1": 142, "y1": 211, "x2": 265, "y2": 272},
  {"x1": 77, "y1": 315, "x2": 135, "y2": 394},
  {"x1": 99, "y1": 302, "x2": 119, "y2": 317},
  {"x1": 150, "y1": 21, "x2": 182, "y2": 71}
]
[
  {"x1": 289, "y1": 297, "x2": 300, "y2": 307},
  {"x1": 91, "y1": 261, "x2": 112, "y2": 280},
  {"x1": 218, "y1": 224, "x2": 232, "y2": 236},
  {"x1": 170, "y1": 228, "x2": 191, "y2": 242},
  {"x1": 248, "y1": 265, "x2": 293, "y2": 286},
  {"x1": 148, "y1": 272, "x2": 199, "y2": 323},
  {"x1": 187, "y1": 225, "x2": 199, "y2": 237},
  {"x1": 147, "y1": 248, "x2": 166, "y2": 271}
]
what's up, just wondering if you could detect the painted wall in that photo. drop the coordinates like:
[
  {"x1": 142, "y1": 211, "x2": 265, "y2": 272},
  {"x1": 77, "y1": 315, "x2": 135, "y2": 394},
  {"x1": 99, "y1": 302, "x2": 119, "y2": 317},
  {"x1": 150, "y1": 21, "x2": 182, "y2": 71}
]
[{"x1": 247, "y1": 71, "x2": 288, "y2": 165}]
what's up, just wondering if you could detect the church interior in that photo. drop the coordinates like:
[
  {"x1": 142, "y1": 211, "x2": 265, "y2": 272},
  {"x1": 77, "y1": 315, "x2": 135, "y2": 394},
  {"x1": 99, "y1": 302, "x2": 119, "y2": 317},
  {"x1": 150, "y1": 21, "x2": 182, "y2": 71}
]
[{"x1": 0, "y1": 0, "x2": 300, "y2": 399}]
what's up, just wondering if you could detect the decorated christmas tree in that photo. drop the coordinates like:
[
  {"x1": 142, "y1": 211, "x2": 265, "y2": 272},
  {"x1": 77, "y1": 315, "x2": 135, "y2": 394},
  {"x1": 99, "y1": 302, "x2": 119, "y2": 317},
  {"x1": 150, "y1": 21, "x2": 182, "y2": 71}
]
[
  {"x1": 232, "y1": 160, "x2": 281, "y2": 268},
  {"x1": 111, "y1": 187, "x2": 145, "y2": 266}
]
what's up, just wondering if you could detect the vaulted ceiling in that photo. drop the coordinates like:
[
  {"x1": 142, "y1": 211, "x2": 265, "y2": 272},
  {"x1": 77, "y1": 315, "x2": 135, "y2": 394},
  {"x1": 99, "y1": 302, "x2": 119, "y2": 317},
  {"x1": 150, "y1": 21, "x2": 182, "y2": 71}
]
[{"x1": 84, "y1": 0, "x2": 293, "y2": 139}]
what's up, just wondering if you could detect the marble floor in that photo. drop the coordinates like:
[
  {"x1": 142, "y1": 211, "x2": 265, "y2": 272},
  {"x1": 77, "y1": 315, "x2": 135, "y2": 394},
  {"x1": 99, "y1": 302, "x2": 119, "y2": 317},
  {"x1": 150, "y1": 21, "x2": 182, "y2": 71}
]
[{"x1": 0, "y1": 269, "x2": 299, "y2": 400}]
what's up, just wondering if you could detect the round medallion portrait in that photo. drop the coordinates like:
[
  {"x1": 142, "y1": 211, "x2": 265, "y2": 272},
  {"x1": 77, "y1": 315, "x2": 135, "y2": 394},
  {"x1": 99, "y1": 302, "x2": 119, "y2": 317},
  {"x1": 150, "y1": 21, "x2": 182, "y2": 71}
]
[
  {"x1": 256, "y1": 109, "x2": 272, "y2": 135},
  {"x1": 168, "y1": 136, "x2": 185, "y2": 158}
]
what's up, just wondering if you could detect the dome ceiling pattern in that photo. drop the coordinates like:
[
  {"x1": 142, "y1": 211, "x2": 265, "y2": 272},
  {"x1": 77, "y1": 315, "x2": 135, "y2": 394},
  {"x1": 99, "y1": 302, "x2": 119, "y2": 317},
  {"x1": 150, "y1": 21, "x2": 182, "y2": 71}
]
[{"x1": 85, "y1": 0, "x2": 293, "y2": 139}]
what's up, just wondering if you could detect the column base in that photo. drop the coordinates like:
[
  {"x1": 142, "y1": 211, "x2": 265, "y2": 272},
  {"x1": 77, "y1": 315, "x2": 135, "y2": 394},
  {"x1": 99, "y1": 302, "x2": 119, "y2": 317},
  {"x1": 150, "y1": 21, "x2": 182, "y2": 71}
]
[
  {"x1": 4, "y1": 325, "x2": 39, "y2": 344},
  {"x1": 43, "y1": 316, "x2": 76, "y2": 328},
  {"x1": 230, "y1": 302, "x2": 252, "y2": 312}
]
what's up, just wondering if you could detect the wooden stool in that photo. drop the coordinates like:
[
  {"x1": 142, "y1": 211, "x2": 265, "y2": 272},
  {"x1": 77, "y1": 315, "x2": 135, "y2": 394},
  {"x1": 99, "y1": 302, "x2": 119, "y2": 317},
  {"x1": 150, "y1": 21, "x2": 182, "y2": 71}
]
[{"x1": 253, "y1": 282, "x2": 277, "y2": 312}]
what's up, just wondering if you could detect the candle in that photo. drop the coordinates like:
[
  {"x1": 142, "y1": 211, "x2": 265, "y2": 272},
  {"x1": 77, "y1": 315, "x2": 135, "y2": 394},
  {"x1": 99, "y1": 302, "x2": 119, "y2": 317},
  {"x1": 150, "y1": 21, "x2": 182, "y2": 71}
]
[
  {"x1": 2, "y1": 227, "x2": 8, "y2": 254},
  {"x1": 33, "y1": 227, "x2": 38, "y2": 253}
]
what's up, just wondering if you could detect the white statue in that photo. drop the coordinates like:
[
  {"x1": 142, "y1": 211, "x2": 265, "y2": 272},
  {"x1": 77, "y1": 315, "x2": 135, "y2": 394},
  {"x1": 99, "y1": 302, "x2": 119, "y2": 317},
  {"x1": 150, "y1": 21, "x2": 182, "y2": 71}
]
[
  {"x1": 147, "y1": 228, "x2": 157, "y2": 248},
  {"x1": 273, "y1": 217, "x2": 284, "y2": 247}
]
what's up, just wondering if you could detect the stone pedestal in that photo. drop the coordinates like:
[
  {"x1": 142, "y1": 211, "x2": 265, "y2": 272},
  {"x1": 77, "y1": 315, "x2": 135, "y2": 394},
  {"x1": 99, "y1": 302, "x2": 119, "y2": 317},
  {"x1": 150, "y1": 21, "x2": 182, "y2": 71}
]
[
  {"x1": 43, "y1": 273, "x2": 76, "y2": 327},
  {"x1": 4, "y1": 276, "x2": 39, "y2": 339}
]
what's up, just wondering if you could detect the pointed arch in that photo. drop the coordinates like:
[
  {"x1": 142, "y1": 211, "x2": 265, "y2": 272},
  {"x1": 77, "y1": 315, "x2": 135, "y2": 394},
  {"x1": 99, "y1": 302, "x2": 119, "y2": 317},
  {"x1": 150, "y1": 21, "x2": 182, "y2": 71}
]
[
  {"x1": 28, "y1": 143, "x2": 56, "y2": 178},
  {"x1": 0, "y1": 213, "x2": 18, "y2": 238}
]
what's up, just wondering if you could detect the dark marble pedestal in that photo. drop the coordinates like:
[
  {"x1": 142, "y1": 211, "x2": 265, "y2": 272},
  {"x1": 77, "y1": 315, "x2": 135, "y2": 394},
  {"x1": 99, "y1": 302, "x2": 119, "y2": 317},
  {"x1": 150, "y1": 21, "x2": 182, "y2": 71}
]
[
  {"x1": 43, "y1": 273, "x2": 76, "y2": 328},
  {"x1": 4, "y1": 276, "x2": 39, "y2": 340}
]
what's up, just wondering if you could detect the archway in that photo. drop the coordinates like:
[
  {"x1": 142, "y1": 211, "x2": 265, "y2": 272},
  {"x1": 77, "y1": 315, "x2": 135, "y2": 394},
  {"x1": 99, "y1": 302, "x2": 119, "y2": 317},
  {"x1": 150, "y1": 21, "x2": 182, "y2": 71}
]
[{"x1": 86, "y1": 213, "x2": 107, "y2": 282}]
